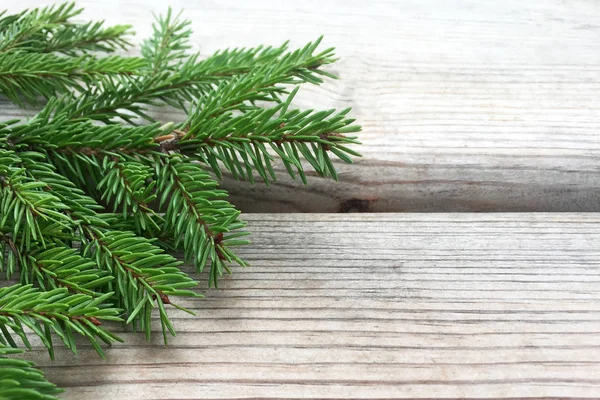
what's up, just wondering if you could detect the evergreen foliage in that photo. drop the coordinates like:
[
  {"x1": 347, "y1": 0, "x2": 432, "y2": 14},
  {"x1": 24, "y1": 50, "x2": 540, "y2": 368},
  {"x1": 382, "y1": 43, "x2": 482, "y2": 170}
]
[{"x1": 0, "y1": 3, "x2": 360, "y2": 397}]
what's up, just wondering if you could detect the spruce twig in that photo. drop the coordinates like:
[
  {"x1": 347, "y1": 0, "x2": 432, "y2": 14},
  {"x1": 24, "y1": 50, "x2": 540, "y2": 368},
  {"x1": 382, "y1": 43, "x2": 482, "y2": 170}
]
[{"x1": 0, "y1": 3, "x2": 361, "y2": 397}]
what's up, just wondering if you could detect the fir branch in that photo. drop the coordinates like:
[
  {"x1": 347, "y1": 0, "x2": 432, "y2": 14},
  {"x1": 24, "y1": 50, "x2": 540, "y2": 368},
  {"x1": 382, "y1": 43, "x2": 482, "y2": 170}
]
[
  {"x1": 0, "y1": 2, "x2": 79, "y2": 54},
  {"x1": 1, "y1": 148, "x2": 197, "y2": 342},
  {"x1": 0, "y1": 52, "x2": 145, "y2": 104},
  {"x1": 19, "y1": 152, "x2": 108, "y2": 229},
  {"x1": 43, "y1": 21, "x2": 133, "y2": 55},
  {"x1": 0, "y1": 345, "x2": 62, "y2": 399},
  {"x1": 0, "y1": 5, "x2": 361, "y2": 397},
  {"x1": 155, "y1": 155, "x2": 250, "y2": 287},
  {"x1": 169, "y1": 88, "x2": 362, "y2": 183},
  {"x1": 8, "y1": 120, "x2": 163, "y2": 211},
  {"x1": 41, "y1": 36, "x2": 336, "y2": 123},
  {"x1": 96, "y1": 157, "x2": 162, "y2": 233},
  {"x1": 81, "y1": 229, "x2": 200, "y2": 342},
  {"x1": 0, "y1": 2, "x2": 132, "y2": 57},
  {"x1": 0, "y1": 149, "x2": 72, "y2": 250},
  {"x1": 5, "y1": 118, "x2": 160, "y2": 156},
  {"x1": 12, "y1": 154, "x2": 197, "y2": 342},
  {"x1": 14, "y1": 152, "x2": 196, "y2": 340},
  {"x1": 142, "y1": 7, "x2": 191, "y2": 74},
  {"x1": 186, "y1": 43, "x2": 289, "y2": 78},
  {"x1": 0, "y1": 284, "x2": 122, "y2": 358},
  {"x1": 23, "y1": 244, "x2": 113, "y2": 296}
]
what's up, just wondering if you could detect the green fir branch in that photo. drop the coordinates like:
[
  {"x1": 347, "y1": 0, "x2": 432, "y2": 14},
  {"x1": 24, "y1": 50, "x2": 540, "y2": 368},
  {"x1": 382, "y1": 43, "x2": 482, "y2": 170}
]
[
  {"x1": 0, "y1": 345, "x2": 62, "y2": 399},
  {"x1": 167, "y1": 87, "x2": 362, "y2": 183},
  {"x1": 22, "y1": 244, "x2": 113, "y2": 296},
  {"x1": 0, "y1": 149, "x2": 72, "y2": 250},
  {"x1": 0, "y1": 3, "x2": 361, "y2": 397},
  {"x1": 40, "y1": 36, "x2": 337, "y2": 123},
  {"x1": 0, "y1": 3, "x2": 79, "y2": 54},
  {"x1": 0, "y1": 284, "x2": 122, "y2": 359},
  {"x1": 0, "y1": 2, "x2": 132, "y2": 56},
  {"x1": 155, "y1": 155, "x2": 250, "y2": 287},
  {"x1": 42, "y1": 21, "x2": 134, "y2": 55},
  {"x1": 142, "y1": 7, "x2": 192, "y2": 74},
  {"x1": 81, "y1": 229, "x2": 200, "y2": 342},
  {"x1": 0, "y1": 52, "x2": 145, "y2": 104}
]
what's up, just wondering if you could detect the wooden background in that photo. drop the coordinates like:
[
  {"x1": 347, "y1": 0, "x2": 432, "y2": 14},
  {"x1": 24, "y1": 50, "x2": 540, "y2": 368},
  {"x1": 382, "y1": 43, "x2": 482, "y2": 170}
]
[
  {"x1": 3, "y1": 0, "x2": 600, "y2": 212},
  {"x1": 3, "y1": 2, "x2": 600, "y2": 399},
  {"x1": 21, "y1": 214, "x2": 600, "y2": 398}
]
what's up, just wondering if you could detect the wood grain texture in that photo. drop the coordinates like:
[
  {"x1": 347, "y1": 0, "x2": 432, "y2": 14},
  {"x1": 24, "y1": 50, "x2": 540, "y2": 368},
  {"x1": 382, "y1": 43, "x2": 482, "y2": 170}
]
[
  {"x1": 14, "y1": 213, "x2": 600, "y2": 399},
  {"x1": 3, "y1": 0, "x2": 600, "y2": 212}
]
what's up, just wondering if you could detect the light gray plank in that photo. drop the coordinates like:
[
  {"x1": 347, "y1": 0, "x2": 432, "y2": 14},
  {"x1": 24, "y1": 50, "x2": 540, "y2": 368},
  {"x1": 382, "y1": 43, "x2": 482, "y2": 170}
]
[
  {"x1": 13, "y1": 213, "x2": 600, "y2": 398},
  {"x1": 2, "y1": 1, "x2": 600, "y2": 212}
]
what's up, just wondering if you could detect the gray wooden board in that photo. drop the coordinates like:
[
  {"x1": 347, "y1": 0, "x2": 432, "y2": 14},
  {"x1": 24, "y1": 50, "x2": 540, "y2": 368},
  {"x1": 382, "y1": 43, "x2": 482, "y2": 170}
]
[
  {"x1": 2, "y1": 1, "x2": 600, "y2": 212},
  {"x1": 13, "y1": 213, "x2": 600, "y2": 398}
]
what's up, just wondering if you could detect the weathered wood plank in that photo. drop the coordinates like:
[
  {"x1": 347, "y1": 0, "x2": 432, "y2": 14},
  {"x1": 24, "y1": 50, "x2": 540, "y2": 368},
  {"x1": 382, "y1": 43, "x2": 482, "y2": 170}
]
[
  {"x1": 15, "y1": 213, "x2": 600, "y2": 398},
  {"x1": 3, "y1": 0, "x2": 600, "y2": 212}
]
